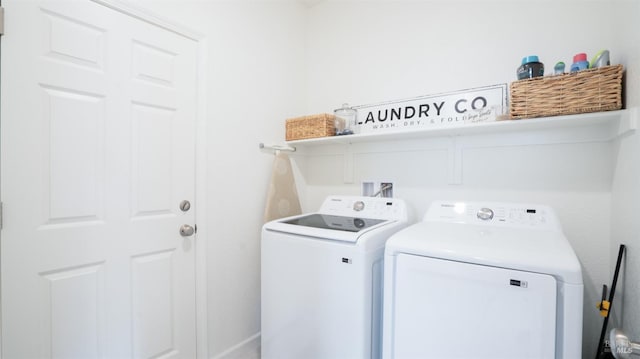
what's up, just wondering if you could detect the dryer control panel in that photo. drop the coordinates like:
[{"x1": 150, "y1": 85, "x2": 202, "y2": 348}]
[{"x1": 425, "y1": 201, "x2": 560, "y2": 230}]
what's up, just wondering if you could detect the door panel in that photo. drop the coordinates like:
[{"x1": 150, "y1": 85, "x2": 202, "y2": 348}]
[
  {"x1": 42, "y1": 7, "x2": 106, "y2": 70},
  {"x1": 132, "y1": 40, "x2": 176, "y2": 87},
  {"x1": 43, "y1": 86, "x2": 106, "y2": 224},
  {"x1": 131, "y1": 250, "x2": 176, "y2": 358},
  {"x1": 131, "y1": 103, "x2": 175, "y2": 217},
  {"x1": 1, "y1": 1, "x2": 199, "y2": 357},
  {"x1": 42, "y1": 262, "x2": 106, "y2": 359}
]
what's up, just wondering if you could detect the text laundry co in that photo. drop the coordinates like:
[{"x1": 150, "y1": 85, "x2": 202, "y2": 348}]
[{"x1": 359, "y1": 96, "x2": 489, "y2": 125}]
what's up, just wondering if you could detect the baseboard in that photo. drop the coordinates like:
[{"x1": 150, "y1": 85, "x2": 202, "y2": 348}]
[{"x1": 211, "y1": 333, "x2": 261, "y2": 359}]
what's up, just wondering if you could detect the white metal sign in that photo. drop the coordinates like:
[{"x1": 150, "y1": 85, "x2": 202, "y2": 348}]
[{"x1": 353, "y1": 84, "x2": 508, "y2": 134}]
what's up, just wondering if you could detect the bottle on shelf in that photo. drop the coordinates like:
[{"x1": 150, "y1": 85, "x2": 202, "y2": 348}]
[
  {"x1": 570, "y1": 53, "x2": 590, "y2": 72},
  {"x1": 517, "y1": 55, "x2": 545, "y2": 80}
]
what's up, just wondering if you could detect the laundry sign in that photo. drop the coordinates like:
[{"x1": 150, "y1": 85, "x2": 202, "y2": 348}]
[{"x1": 353, "y1": 84, "x2": 508, "y2": 134}]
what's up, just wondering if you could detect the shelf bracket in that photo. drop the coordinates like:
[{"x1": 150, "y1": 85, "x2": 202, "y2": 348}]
[{"x1": 616, "y1": 107, "x2": 638, "y2": 139}]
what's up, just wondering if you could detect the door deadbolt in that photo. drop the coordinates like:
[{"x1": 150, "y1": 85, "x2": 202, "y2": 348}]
[
  {"x1": 179, "y1": 200, "x2": 191, "y2": 212},
  {"x1": 179, "y1": 224, "x2": 195, "y2": 237}
]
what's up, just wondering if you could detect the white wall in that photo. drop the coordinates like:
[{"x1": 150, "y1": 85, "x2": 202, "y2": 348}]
[
  {"x1": 304, "y1": 1, "x2": 617, "y2": 112},
  {"x1": 203, "y1": 6, "x2": 306, "y2": 357},
  {"x1": 199, "y1": 5, "x2": 306, "y2": 358},
  {"x1": 133, "y1": 1, "x2": 640, "y2": 358},
  {"x1": 302, "y1": 1, "x2": 625, "y2": 358},
  {"x1": 610, "y1": 0, "x2": 640, "y2": 347},
  {"x1": 130, "y1": 1, "x2": 307, "y2": 357}
]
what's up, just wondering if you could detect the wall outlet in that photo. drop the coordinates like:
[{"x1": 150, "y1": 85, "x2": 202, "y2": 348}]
[{"x1": 361, "y1": 181, "x2": 394, "y2": 198}]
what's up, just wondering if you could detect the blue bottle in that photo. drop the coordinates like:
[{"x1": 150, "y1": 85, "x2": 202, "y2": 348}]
[{"x1": 570, "y1": 53, "x2": 589, "y2": 72}]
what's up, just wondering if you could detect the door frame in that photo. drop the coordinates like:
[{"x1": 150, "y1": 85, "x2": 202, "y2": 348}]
[{"x1": 0, "y1": 0, "x2": 209, "y2": 357}]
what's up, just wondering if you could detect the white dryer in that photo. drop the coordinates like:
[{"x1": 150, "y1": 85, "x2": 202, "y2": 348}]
[
  {"x1": 262, "y1": 195, "x2": 410, "y2": 359},
  {"x1": 382, "y1": 201, "x2": 583, "y2": 359}
]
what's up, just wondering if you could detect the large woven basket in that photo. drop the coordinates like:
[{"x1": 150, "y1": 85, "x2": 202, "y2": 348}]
[
  {"x1": 285, "y1": 113, "x2": 336, "y2": 141},
  {"x1": 510, "y1": 64, "x2": 623, "y2": 119}
]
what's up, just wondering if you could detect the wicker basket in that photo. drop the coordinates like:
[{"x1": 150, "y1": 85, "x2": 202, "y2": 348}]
[
  {"x1": 510, "y1": 64, "x2": 623, "y2": 119},
  {"x1": 285, "y1": 113, "x2": 336, "y2": 141}
]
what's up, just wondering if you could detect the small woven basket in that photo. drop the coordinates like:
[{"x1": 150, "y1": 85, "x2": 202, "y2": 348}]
[
  {"x1": 285, "y1": 113, "x2": 336, "y2": 141},
  {"x1": 510, "y1": 64, "x2": 623, "y2": 119}
]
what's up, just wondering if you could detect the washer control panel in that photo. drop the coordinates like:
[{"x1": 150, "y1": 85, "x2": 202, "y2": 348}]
[
  {"x1": 319, "y1": 196, "x2": 408, "y2": 220},
  {"x1": 426, "y1": 201, "x2": 558, "y2": 229}
]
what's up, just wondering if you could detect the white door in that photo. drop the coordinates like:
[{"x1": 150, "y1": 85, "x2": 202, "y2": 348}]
[{"x1": 1, "y1": 0, "x2": 200, "y2": 358}]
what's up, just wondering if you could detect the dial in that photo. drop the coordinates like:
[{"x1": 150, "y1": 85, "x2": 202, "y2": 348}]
[
  {"x1": 353, "y1": 201, "x2": 365, "y2": 211},
  {"x1": 477, "y1": 207, "x2": 494, "y2": 221}
]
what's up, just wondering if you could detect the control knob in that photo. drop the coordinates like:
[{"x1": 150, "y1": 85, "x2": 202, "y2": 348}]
[{"x1": 477, "y1": 208, "x2": 494, "y2": 221}]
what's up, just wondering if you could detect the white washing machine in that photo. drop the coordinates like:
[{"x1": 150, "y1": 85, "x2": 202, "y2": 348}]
[
  {"x1": 382, "y1": 201, "x2": 583, "y2": 359},
  {"x1": 262, "y1": 195, "x2": 410, "y2": 359}
]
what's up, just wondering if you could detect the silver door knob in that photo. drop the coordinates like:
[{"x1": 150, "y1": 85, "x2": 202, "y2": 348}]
[{"x1": 179, "y1": 224, "x2": 195, "y2": 237}]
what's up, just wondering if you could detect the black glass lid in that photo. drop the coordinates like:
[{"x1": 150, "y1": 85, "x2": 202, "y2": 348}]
[{"x1": 282, "y1": 214, "x2": 385, "y2": 233}]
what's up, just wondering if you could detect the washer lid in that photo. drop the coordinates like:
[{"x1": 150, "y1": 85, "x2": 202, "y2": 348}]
[
  {"x1": 263, "y1": 195, "x2": 410, "y2": 243},
  {"x1": 282, "y1": 214, "x2": 386, "y2": 232},
  {"x1": 266, "y1": 213, "x2": 394, "y2": 243},
  {"x1": 385, "y1": 221, "x2": 583, "y2": 284}
]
